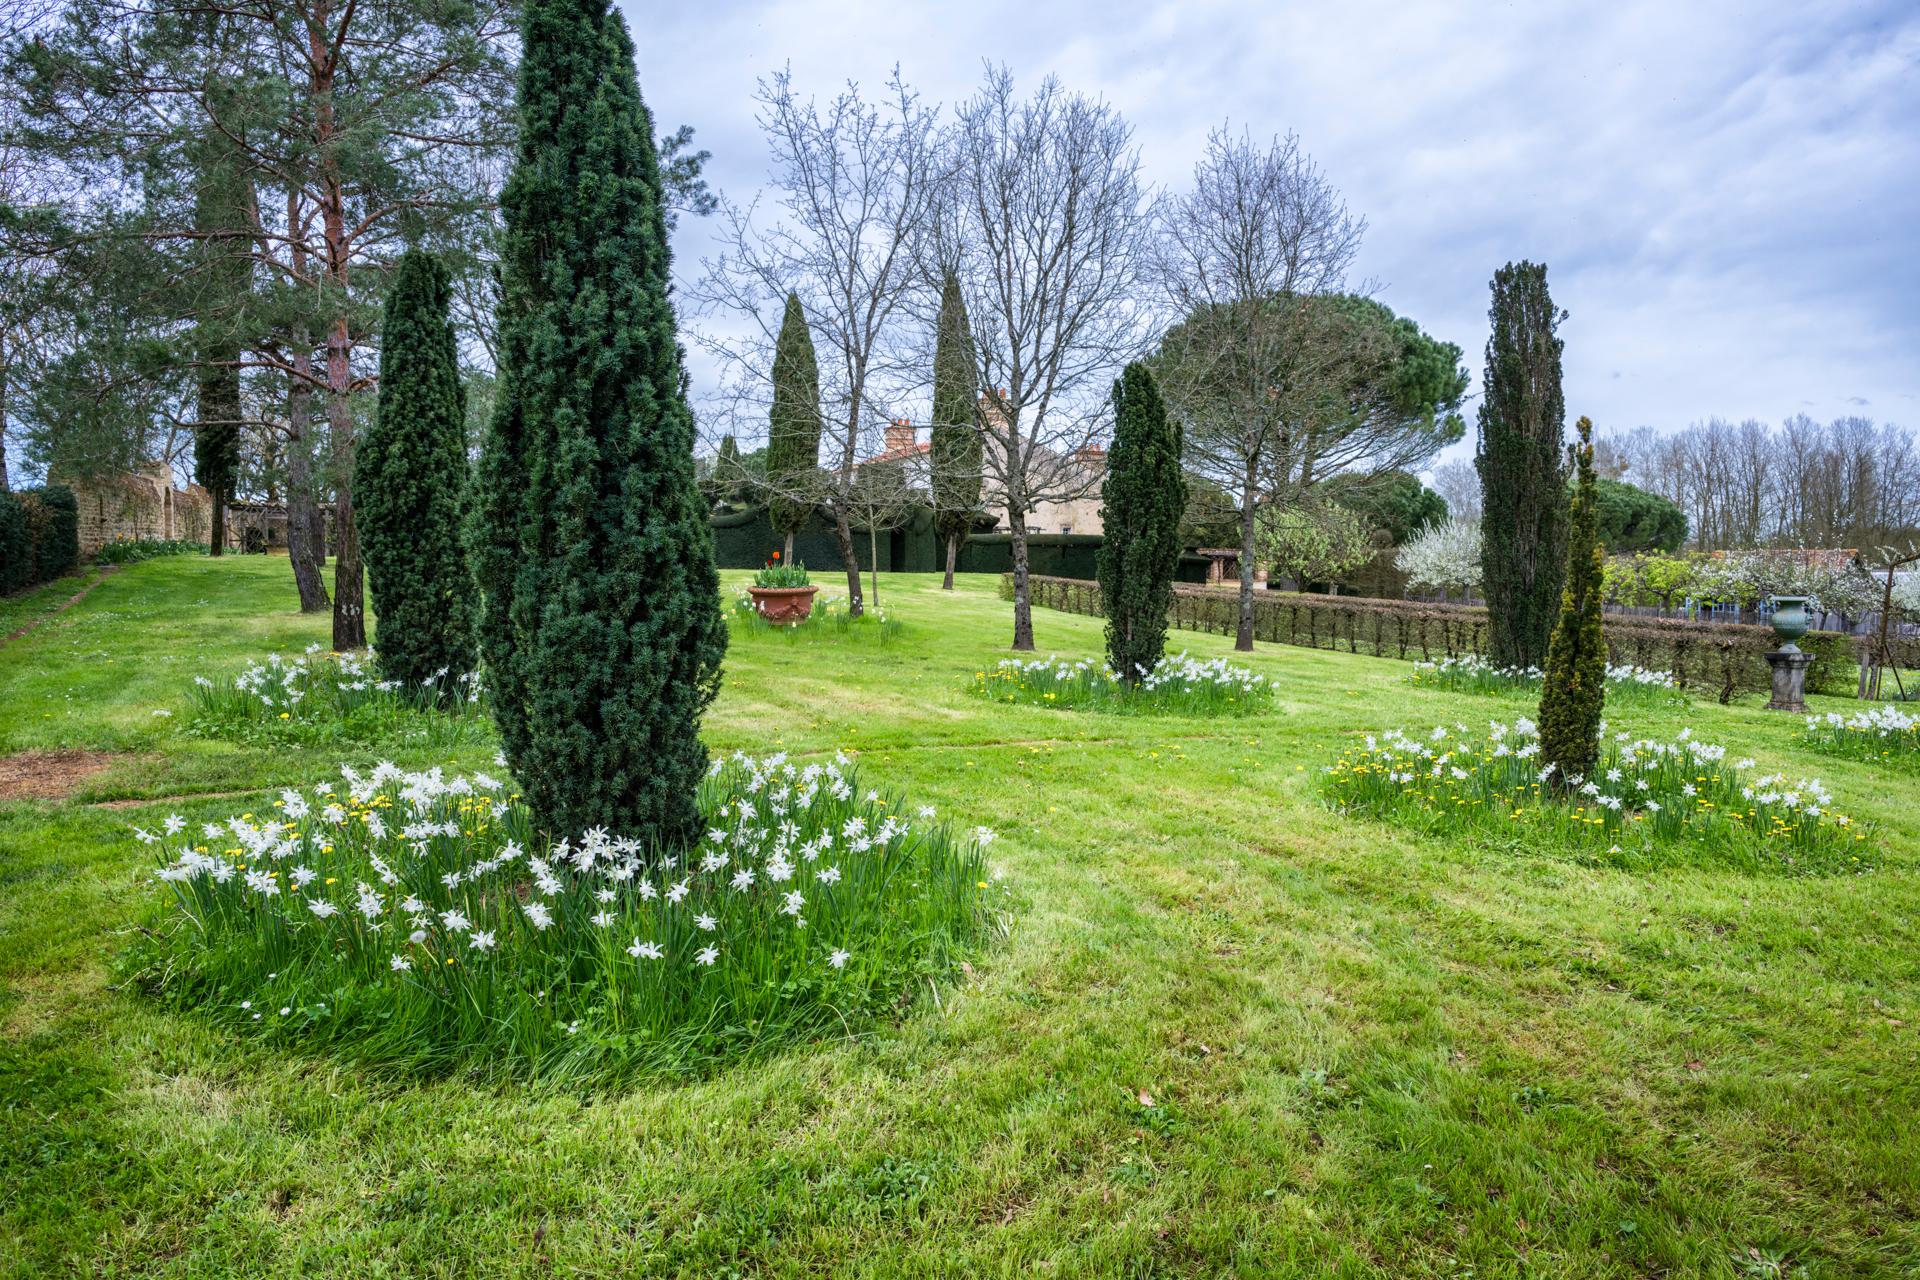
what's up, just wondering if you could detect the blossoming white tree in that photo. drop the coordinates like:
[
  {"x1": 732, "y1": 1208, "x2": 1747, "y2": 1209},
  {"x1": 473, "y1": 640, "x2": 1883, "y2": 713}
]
[{"x1": 1397, "y1": 517, "x2": 1484, "y2": 597}]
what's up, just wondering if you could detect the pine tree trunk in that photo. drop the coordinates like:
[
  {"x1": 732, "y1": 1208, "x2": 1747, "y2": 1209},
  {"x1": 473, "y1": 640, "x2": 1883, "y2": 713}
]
[
  {"x1": 209, "y1": 488, "x2": 226, "y2": 556},
  {"x1": 1009, "y1": 505, "x2": 1034, "y2": 651},
  {"x1": 326, "y1": 315, "x2": 366, "y2": 650},
  {"x1": 943, "y1": 532, "x2": 957, "y2": 589},
  {"x1": 285, "y1": 360, "x2": 330, "y2": 613},
  {"x1": 1235, "y1": 464, "x2": 1257, "y2": 652}
]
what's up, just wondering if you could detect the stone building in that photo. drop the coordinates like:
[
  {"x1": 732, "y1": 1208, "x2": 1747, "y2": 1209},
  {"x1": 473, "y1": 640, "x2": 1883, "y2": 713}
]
[{"x1": 63, "y1": 461, "x2": 215, "y2": 556}]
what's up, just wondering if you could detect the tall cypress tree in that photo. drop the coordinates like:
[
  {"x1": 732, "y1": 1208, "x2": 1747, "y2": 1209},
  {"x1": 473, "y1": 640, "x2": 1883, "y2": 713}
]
[
  {"x1": 1098, "y1": 364, "x2": 1185, "y2": 686},
  {"x1": 359, "y1": 249, "x2": 475, "y2": 689},
  {"x1": 471, "y1": 0, "x2": 725, "y2": 844},
  {"x1": 1476, "y1": 261, "x2": 1567, "y2": 668},
  {"x1": 1538, "y1": 415, "x2": 1607, "y2": 786},
  {"x1": 764, "y1": 291, "x2": 821, "y2": 563},
  {"x1": 930, "y1": 269, "x2": 982, "y2": 590}
]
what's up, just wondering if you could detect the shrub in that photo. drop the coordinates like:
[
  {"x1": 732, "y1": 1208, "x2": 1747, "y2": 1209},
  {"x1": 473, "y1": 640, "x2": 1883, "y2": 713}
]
[
  {"x1": 470, "y1": 0, "x2": 726, "y2": 847},
  {"x1": 1803, "y1": 706, "x2": 1919, "y2": 767},
  {"x1": 0, "y1": 492, "x2": 30, "y2": 593},
  {"x1": 33, "y1": 485, "x2": 79, "y2": 582},
  {"x1": 971, "y1": 651, "x2": 1271, "y2": 715},
  {"x1": 132, "y1": 753, "x2": 1006, "y2": 1082},
  {"x1": 1538, "y1": 415, "x2": 1608, "y2": 784},
  {"x1": 185, "y1": 647, "x2": 488, "y2": 748},
  {"x1": 95, "y1": 539, "x2": 206, "y2": 566},
  {"x1": 1098, "y1": 363, "x2": 1183, "y2": 685},
  {"x1": 1323, "y1": 718, "x2": 1872, "y2": 874},
  {"x1": 359, "y1": 248, "x2": 477, "y2": 691}
]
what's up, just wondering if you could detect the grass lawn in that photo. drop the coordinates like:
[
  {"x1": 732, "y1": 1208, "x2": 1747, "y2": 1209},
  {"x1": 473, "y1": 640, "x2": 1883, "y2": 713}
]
[{"x1": 2, "y1": 556, "x2": 1916, "y2": 1278}]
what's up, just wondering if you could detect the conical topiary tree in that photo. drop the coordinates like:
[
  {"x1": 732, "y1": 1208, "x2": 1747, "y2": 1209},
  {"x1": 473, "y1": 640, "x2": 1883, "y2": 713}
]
[
  {"x1": 1098, "y1": 363, "x2": 1185, "y2": 686},
  {"x1": 1538, "y1": 415, "x2": 1607, "y2": 787},
  {"x1": 765, "y1": 291, "x2": 822, "y2": 563},
  {"x1": 930, "y1": 269, "x2": 981, "y2": 589},
  {"x1": 470, "y1": 0, "x2": 726, "y2": 845},
  {"x1": 358, "y1": 248, "x2": 476, "y2": 690},
  {"x1": 1476, "y1": 260, "x2": 1568, "y2": 669}
]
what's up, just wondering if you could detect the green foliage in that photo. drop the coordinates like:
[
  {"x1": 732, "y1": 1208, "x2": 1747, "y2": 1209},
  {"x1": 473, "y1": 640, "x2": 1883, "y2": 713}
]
[
  {"x1": 470, "y1": 0, "x2": 726, "y2": 846},
  {"x1": 0, "y1": 491, "x2": 30, "y2": 593},
  {"x1": 1477, "y1": 260, "x2": 1568, "y2": 668},
  {"x1": 133, "y1": 755, "x2": 1002, "y2": 1083},
  {"x1": 753, "y1": 558, "x2": 811, "y2": 588},
  {"x1": 185, "y1": 649, "x2": 488, "y2": 749},
  {"x1": 765, "y1": 292, "x2": 823, "y2": 542},
  {"x1": 1098, "y1": 365, "x2": 1185, "y2": 684},
  {"x1": 1258, "y1": 501, "x2": 1377, "y2": 589},
  {"x1": 189, "y1": 125, "x2": 251, "y2": 555},
  {"x1": 1538, "y1": 416, "x2": 1609, "y2": 784},
  {"x1": 972, "y1": 652, "x2": 1271, "y2": 715},
  {"x1": 1324, "y1": 470, "x2": 1448, "y2": 546},
  {"x1": 95, "y1": 538, "x2": 206, "y2": 566},
  {"x1": 359, "y1": 249, "x2": 476, "y2": 690},
  {"x1": 1592, "y1": 477, "x2": 1686, "y2": 553},
  {"x1": 930, "y1": 271, "x2": 983, "y2": 554}
]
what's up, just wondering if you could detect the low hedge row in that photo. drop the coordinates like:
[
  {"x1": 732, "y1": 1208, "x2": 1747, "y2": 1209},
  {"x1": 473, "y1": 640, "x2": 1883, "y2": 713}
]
[
  {"x1": 0, "y1": 485, "x2": 80, "y2": 595},
  {"x1": 1010, "y1": 574, "x2": 1899, "y2": 702}
]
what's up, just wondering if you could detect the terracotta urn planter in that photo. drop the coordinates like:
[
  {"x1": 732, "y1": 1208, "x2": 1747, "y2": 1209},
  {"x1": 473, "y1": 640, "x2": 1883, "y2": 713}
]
[{"x1": 748, "y1": 584, "x2": 818, "y2": 625}]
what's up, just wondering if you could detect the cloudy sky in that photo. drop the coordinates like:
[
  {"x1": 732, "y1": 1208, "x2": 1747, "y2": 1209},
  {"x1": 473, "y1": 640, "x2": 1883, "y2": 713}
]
[{"x1": 632, "y1": 0, "x2": 1919, "y2": 462}]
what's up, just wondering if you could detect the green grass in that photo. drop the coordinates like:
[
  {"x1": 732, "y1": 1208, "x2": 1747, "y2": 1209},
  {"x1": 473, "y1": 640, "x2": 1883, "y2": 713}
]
[{"x1": 3, "y1": 556, "x2": 1918, "y2": 1278}]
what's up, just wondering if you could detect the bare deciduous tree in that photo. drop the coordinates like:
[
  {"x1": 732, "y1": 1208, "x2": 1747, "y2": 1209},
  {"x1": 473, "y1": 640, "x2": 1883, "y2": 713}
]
[
  {"x1": 942, "y1": 66, "x2": 1156, "y2": 650},
  {"x1": 1149, "y1": 127, "x2": 1363, "y2": 649},
  {"x1": 693, "y1": 67, "x2": 939, "y2": 617}
]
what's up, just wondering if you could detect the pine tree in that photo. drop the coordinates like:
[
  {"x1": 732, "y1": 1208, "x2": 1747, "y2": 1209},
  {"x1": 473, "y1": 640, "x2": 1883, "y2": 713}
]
[
  {"x1": 1538, "y1": 415, "x2": 1607, "y2": 787},
  {"x1": 1098, "y1": 364, "x2": 1185, "y2": 686},
  {"x1": 189, "y1": 127, "x2": 248, "y2": 558},
  {"x1": 470, "y1": 0, "x2": 726, "y2": 845},
  {"x1": 1476, "y1": 261, "x2": 1568, "y2": 668},
  {"x1": 358, "y1": 249, "x2": 475, "y2": 690},
  {"x1": 930, "y1": 269, "x2": 982, "y2": 590},
  {"x1": 764, "y1": 292, "x2": 821, "y2": 562}
]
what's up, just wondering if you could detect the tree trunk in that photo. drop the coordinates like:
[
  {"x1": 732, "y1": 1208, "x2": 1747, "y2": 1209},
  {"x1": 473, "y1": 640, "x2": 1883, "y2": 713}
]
[
  {"x1": 1009, "y1": 505, "x2": 1035, "y2": 651},
  {"x1": 1235, "y1": 465, "x2": 1258, "y2": 652},
  {"x1": 867, "y1": 523, "x2": 880, "y2": 607},
  {"x1": 325, "y1": 315, "x2": 366, "y2": 649},
  {"x1": 782, "y1": 529, "x2": 794, "y2": 564},
  {"x1": 942, "y1": 531, "x2": 957, "y2": 589},
  {"x1": 285, "y1": 361, "x2": 330, "y2": 613},
  {"x1": 830, "y1": 498, "x2": 863, "y2": 618},
  {"x1": 0, "y1": 336, "x2": 10, "y2": 492},
  {"x1": 209, "y1": 486, "x2": 227, "y2": 555}
]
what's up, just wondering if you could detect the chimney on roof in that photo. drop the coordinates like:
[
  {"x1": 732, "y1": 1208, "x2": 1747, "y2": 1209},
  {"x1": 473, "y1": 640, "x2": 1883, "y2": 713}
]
[
  {"x1": 884, "y1": 417, "x2": 915, "y2": 454},
  {"x1": 1074, "y1": 444, "x2": 1107, "y2": 470}
]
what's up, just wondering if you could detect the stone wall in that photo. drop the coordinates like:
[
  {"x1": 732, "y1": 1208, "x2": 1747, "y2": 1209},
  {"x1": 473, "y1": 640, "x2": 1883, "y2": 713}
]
[{"x1": 65, "y1": 462, "x2": 215, "y2": 556}]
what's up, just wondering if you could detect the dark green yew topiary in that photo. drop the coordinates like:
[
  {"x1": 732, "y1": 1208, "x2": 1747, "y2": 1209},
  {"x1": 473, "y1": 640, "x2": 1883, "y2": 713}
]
[
  {"x1": 1477, "y1": 260, "x2": 1568, "y2": 669},
  {"x1": 930, "y1": 270, "x2": 982, "y2": 589},
  {"x1": 470, "y1": 0, "x2": 726, "y2": 846},
  {"x1": 359, "y1": 248, "x2": 476, "y2": 690},
  {"x1": 765, "y1": 291, "x2": 822, "y2": 562},
  {"x1": 1098, "y1": 364, "x2": 1185, "y2": 686},
  {"x1": 1539, "y1": 415, "x2": 1608, "y2": 787}
]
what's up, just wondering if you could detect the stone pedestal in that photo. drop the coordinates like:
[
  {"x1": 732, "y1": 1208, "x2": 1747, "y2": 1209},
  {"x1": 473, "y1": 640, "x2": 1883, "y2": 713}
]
[{"x1": 1765, "y1": 649, "x2": 1814, "y2": 712}]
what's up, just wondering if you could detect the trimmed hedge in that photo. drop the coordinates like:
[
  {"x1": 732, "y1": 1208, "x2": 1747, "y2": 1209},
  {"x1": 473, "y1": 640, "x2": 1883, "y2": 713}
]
[
  {"x1": 1013, "y1": 574, "x2": 1894, "y2": 702},
  {"x1": 0, "y1": 486, "x2": 81, "y2": 595}
]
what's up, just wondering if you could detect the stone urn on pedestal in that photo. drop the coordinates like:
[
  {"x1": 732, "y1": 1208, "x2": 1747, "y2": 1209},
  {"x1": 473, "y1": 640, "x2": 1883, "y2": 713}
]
[{"x1": 1763, "y1": 595, "x2": 1815, "y2": 712}]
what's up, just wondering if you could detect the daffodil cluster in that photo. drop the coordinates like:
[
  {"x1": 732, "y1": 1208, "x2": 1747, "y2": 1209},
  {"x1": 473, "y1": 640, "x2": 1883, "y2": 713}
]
[
  {"x1": 136, "y1": 752, "x2": 1006, "y2": 1080},
  {"x1": 1407, "y1": 653, "x2": 1681, "y2": 704},
  {"x1": 1323, "y1": 717, "x2": 1871, "y2": 873},
  {"x1": 184, "y1": 645, "x2": 487, "y2": 745},
  {"x1": 1803, "y1": 705, "x2": 1919, "y2": 767},
  {"x1": 971, "y1": 651, "x2": 1272, "y2": 715}
]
